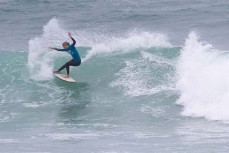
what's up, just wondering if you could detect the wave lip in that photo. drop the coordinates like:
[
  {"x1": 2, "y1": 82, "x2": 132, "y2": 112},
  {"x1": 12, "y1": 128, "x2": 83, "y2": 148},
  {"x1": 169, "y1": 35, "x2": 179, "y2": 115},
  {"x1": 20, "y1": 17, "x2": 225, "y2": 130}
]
[
  {"x1": 177, "y1": 31, "x2": 229, "y2": 122},
  {"x1": 82, "y1": 31, "x2": 172, "y2": 62}
]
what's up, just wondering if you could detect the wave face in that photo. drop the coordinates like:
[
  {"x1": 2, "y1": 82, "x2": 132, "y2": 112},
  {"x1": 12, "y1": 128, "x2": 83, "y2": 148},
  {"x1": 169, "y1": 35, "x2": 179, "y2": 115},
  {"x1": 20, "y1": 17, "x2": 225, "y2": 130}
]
[
  {"x1": 27, "y1": 18, "x2": 177, "y2": 99},
  {"x1": 177, "y1": 32, "x2": 229, "y2": 121}
]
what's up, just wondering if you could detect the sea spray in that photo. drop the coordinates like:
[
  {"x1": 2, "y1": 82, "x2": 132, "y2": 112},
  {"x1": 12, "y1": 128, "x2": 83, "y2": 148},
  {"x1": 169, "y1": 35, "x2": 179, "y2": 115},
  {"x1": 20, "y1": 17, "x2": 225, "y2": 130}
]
[
  {"x1": 82, "y1": 31, "x2": 172, "y2": 62},
  {"x1": 28, "y1": 18, "x2": 67, "y2": 80},
  {"x1": 177, "y1": 32, "x2": 229, "y2": 121}
]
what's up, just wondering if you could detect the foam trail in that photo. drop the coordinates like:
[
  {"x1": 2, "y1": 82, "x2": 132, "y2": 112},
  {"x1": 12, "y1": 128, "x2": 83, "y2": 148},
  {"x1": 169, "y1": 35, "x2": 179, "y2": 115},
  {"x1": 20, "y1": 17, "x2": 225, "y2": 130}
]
[
  {"x1": 28, "y1": 18, "x2": 68, "y2": 80},
  {"x1": 141, "y1": 51, "x2": 175, "y2": 66},
  {"x1": 177, "y1": 31, "x2": 229, "y2": 121},
  {"x1": 82, "y1": 31, "x2": 171, "y2": 62},
  {"x1": 110, "y1": 51, "x2": 175, "y2": 97}
]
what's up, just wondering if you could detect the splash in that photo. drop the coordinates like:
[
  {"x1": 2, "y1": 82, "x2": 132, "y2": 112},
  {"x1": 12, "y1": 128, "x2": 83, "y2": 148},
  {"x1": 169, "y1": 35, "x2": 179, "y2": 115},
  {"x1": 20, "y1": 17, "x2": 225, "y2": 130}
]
[
  {"x1": 82, "y1": 31, "x2": 172, "y2": 62},
  {"x1": 27, "y1": 18, "x2": 68, "y2": 80},
  {"x1": 177, "y1": 32, "x2": 229, "y2": 121}
]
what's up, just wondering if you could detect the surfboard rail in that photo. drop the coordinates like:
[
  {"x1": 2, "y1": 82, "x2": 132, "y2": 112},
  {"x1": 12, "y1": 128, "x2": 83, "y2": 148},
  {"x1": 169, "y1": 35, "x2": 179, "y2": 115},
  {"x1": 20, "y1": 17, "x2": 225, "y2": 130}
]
[{"x1": 53, "y1": 73, "x2": 76, "y2": 83}]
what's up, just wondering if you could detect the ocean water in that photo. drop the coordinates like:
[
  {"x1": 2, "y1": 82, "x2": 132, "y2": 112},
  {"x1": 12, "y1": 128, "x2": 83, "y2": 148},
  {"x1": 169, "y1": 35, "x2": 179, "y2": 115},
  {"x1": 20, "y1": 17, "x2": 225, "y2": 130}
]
[{"x1": 1, "y1": 0, "x2": 229, "y2": 153}]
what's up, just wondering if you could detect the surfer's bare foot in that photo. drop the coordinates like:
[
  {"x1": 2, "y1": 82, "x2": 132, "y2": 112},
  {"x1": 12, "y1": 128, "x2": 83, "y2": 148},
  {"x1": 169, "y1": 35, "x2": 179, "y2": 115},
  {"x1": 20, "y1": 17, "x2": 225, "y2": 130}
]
[
  {"x1": 53, "y1": 70, "x2": 59, "y2": 73},
  {"x1": 63, "y1": 74, "x2": 70, "y2": 78}
]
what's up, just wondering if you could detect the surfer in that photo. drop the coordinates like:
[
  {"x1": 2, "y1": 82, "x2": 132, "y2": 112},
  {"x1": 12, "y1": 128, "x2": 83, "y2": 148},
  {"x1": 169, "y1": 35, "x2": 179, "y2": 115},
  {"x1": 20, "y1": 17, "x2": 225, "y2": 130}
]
[{"x1": 49, "y1": 32, "x2": 81, "y2": 78}]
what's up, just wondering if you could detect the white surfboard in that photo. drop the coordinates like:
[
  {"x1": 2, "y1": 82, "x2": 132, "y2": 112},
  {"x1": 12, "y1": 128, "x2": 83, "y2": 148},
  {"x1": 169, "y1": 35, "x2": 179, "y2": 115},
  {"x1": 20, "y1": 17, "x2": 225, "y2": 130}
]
[{"x1": 53, "y1": 73, "x2": 76, "y2": 83}]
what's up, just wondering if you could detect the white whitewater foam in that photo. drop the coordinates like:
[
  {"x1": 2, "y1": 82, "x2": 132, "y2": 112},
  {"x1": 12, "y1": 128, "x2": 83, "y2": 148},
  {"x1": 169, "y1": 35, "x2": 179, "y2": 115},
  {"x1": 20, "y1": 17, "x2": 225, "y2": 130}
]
[
  {"x1": 23, "y1": 102, "x2": 40, "y2": 108},
  {"x1": 82, "y1": 31, "x2": 172, "y2": 62},
  {"x1": 177, "y1": 31, "x2": 229, "y2": 121},
  {"x1": 110, "y1": 52, "x2": 175, "y2": 97},
  {"x1": 140, "y1": 105, "x2": 165, "y2": 117},
  {"x1": 28, "y1": 18, "x2": 68, "y2": 80},
  {"x1": 141, "y1": 51, "x2": 175, "y2": 66}
]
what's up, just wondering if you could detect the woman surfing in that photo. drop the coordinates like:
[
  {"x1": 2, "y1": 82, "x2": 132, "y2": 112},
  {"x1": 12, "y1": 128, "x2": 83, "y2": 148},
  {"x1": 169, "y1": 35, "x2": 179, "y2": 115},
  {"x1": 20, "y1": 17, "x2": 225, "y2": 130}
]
[{"x1": 49, "y1": 32, "x2": 81, "y2": 78}]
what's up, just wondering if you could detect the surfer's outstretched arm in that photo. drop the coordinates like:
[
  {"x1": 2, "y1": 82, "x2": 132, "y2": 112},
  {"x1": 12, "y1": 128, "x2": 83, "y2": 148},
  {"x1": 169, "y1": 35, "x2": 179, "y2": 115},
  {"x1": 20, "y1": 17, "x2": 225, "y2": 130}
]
[
  {"x1": 49, "y1": 32, "x2": 75, "y2": 51},
  {"x1": 49, "y1": 47, "x2": 68, "y2": 51},
  {"x1": 68, "y1": 32, "x2": 76, "y2": 46}
]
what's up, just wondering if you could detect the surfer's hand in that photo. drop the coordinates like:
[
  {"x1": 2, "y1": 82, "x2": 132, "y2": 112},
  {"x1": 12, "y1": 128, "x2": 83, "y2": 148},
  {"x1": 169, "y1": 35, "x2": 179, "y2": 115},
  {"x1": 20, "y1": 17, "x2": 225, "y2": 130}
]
[{"x1": 68, "y1": 32, "x2": 72, "y2": 38}]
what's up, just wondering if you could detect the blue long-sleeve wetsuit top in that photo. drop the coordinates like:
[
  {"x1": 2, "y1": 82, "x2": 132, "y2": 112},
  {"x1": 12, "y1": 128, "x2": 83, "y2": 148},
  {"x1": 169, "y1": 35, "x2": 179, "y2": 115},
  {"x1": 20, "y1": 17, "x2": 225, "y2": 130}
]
[{"x1": 54, "y1": 38, "x2": 81, "y2": 62}]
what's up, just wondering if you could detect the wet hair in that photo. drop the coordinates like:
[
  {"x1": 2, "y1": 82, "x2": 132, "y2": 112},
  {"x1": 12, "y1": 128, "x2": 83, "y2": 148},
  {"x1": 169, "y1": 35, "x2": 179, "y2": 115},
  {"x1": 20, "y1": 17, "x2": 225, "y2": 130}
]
[{"x1": 62, "y1": 42, "x2": 69, "y2": 47}]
